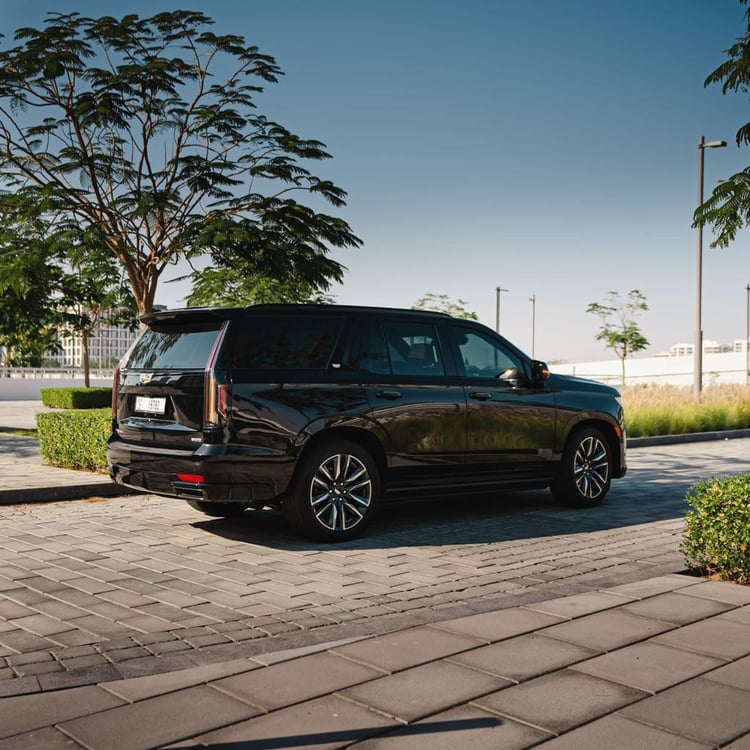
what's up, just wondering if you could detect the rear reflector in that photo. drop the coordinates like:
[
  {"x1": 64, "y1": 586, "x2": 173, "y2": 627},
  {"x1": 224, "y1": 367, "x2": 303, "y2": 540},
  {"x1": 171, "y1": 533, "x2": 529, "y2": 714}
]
[{"x1": 176, "y1": 473, "x2": 205, "y2": 484}]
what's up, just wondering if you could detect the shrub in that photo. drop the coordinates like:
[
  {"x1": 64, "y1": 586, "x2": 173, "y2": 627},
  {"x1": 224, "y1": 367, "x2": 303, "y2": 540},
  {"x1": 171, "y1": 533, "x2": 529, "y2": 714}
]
[
  {"x1": 40, "y1": 387, "x2": 113, "y2": 410},
  {"x1": 36, "y1": 408, "x2": 111, "y2": 471},
  {"x1": 681, "y1": 474, "x2": 750, "y2": 584}
]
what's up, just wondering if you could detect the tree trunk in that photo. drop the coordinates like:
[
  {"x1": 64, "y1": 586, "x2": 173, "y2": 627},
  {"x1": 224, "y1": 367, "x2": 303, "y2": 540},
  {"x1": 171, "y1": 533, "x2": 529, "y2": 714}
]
[{"x1": 82, "y1": 333, "x2": 90, "y2": 388}]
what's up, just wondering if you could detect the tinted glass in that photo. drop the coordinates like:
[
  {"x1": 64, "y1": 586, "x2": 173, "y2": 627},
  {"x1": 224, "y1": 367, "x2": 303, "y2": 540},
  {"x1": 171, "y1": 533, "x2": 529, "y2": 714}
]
[
  {"x1": 382, "y1": 321, "x2": 445, "y2": 377},
  {"x1": 453, "y1": 327, "x2": 521, "y2": 378},
  {"x1": 344, "y1": 321, "x2": 390, "y2": 374},
  {"x1": 126, "y1": 323, "x2": 222, "y2": 369},
  {"x1": 233, "y1": 317, "x2": 343, "y2": 370}
]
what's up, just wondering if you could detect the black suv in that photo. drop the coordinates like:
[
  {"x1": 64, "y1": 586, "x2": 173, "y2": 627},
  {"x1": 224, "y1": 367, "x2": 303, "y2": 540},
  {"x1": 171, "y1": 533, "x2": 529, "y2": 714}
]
[{"x1": 107, "y1": 304, "x2": 626, "y2": 541}]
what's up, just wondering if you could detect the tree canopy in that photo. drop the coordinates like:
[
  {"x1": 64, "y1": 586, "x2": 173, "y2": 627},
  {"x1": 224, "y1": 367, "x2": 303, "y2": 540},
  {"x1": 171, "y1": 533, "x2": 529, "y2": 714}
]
[
  {"x1": 0, "y1": 11, "x2": 359, "y2": 317},
  {"x1": 412, "y1": 293, "x2": 478, "y2": 320},
  {"x1": 184, "y1": 264, "x2": 335, "y2": 307},
  {"x1": 0, "y1": 215, "x2": 61, "y2": 366},
  {"x1": 0, "y1": 205, "x2": 136, "y2": 369},
  {"x1": 694, "y1": 0, "x2": 750, "y2": 246}
]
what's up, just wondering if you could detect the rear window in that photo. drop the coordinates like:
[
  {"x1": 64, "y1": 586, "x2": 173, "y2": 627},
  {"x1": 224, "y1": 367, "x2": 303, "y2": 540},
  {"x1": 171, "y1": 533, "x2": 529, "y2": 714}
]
[
  {"x1": 126, "y1": 322, "x2": 223, "y2": 370},
  {"x1": 232, "y1": 317, "x2": 343, "y2": 370}
]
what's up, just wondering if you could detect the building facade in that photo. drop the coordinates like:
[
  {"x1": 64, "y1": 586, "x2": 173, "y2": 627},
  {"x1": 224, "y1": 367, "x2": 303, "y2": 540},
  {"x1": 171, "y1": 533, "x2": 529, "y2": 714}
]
[{"x1": 48, "y1": 312, "x2": 140, "y2": 368}]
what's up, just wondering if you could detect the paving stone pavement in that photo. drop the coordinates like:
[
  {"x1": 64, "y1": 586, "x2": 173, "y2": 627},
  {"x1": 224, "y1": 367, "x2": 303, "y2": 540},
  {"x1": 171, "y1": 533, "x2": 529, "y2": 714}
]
[
  {"x1": 0, "y1": 427, "x2": 748, "y2": 746},
  {"x1": 0, "y1": 575, "x2": 747, "y2": 748},
  {"x1": 0, "y1": 439, "x2": 746, "y2": 693}
]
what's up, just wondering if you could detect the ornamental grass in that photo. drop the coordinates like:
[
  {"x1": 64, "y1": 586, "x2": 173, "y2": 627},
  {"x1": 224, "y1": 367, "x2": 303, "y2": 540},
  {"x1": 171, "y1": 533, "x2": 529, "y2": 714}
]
[{"x1": 621, "y1": 384, "x2": 750, "y2": 438}]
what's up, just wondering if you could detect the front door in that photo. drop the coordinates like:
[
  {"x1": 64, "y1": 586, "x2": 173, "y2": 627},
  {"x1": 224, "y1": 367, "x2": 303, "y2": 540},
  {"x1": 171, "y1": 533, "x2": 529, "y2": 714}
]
[{"x1": 449, "y1": 324, "x2": 557, "y2": 481}]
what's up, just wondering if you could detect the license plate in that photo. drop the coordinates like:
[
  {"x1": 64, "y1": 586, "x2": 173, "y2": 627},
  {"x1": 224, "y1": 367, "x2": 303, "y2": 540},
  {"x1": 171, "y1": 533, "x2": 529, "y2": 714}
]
[{"x1": 135, "y1": 396, "x2": 166, "y2": 414}]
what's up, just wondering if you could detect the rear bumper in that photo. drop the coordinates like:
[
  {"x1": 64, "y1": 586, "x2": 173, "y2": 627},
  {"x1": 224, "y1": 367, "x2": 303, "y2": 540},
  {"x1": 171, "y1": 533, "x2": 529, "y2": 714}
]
[{"x1": 106, "y1": 438, "x2": 293, "y2": 504}]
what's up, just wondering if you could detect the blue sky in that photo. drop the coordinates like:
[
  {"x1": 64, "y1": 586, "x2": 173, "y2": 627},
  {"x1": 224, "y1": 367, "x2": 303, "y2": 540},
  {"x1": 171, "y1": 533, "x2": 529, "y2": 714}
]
[{"x1": 4, "y1": 0, "x2": 750, "y2": 361}]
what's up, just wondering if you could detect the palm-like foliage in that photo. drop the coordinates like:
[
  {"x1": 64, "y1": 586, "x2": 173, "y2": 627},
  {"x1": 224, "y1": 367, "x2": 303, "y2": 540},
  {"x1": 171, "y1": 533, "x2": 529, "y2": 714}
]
[{"x1": 694, "y1": 1, "x2": 750, "y2": 246}]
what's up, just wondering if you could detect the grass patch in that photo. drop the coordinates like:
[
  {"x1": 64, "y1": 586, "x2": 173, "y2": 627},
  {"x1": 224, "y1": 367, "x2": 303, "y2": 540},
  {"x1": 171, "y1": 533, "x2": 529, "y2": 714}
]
[{"x1": 622, "y1": 384, "x2": 750, "y2": 438}]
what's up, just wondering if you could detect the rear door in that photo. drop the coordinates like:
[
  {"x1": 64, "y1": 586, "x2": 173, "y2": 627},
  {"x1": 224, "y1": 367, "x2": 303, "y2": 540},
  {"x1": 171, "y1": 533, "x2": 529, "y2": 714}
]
[
  {"x1": 226, "y1": 313, "x2": 370, "y2": 457},
  {"x1": 115, "y1": 318, "x2": 226, "y2": 450}
]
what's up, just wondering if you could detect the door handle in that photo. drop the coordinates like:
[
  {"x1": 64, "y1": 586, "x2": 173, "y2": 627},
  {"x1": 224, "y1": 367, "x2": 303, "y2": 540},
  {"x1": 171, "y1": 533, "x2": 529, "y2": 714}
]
[
  {"x1": 470, "y1": 392, "x2": 493, "y2": 401},
  {"x1": 375, "y1": 390, "x2": 403, "y2": 400}
]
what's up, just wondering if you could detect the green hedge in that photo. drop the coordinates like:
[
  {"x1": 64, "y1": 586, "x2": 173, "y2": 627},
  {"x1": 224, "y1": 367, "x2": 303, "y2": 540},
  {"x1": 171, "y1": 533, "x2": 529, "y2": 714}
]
[
  {"x1": 40, "y1": 387, "x2": 113, "y2": 410},
  {"x1": 36, "y1": 408, "x2": 111, "y2": 471},
  {"x1": 682, "y1": 474, "x2": 750, "y2": 584}
]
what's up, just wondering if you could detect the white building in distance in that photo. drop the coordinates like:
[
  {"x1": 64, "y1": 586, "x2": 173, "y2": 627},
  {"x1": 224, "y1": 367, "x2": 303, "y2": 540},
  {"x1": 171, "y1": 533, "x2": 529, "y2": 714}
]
[
  {"x1": 48, "y1": 312, "x2": 139, "y2": 369},
  {"x1": 668, "y1": 340, "x2": 734, "y2": 357},
  {"x1": 554, "y1": 338, "x2": 750, "y2": 387}
]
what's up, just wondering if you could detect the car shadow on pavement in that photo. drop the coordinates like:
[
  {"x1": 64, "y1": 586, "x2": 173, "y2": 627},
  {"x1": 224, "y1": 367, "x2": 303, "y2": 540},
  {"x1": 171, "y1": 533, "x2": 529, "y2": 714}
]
[{"x1": 191, "y1": 463, "x2": 695, "y2": 552}]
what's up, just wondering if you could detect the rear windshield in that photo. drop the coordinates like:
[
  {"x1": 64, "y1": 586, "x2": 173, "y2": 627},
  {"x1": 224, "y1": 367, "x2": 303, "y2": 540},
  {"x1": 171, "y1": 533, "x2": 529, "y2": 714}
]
[
  {"x1": 126, "y1": 322, "x2": 223, "y2": 370},
  {"x1": 232, "y1": 316, "x2": 343, "y2": 370}
]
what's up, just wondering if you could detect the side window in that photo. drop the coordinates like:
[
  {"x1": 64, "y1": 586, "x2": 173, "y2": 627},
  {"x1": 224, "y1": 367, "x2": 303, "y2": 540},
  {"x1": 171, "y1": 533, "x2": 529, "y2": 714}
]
[
  {"x1": 344, "y1": 321, "x2": 390, "y2": 375},
  {"x1": 343, "y1": 319, "x2": 446, "y2": 377},
  {"x1": 232, "y1": 317, "x2": 343, "y2": 370},
  {"x1": 453, "y1": 327, "x2": 522, "y2": 380},
  {"x1": 382, "y1": 321, "x2": 445, "y2": 377}
]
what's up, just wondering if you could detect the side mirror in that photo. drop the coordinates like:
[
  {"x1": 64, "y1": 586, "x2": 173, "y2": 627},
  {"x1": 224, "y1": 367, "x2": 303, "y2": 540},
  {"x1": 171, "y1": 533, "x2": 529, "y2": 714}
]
[
  {"x1": 531, "y1": 360, "x2": 550, "y2": 384},
  {"x1": 498, "y1": 367, "x2": 519, "y2": 385}
]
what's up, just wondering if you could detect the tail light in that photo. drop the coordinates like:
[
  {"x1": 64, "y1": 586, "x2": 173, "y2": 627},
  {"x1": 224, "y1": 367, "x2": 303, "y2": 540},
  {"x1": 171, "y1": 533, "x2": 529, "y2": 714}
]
[
  {"x1": 112, "y1": 363, "x2": 121, "y2": 417},
  {"x1": 203, "y1": 323, "x2": 229, "y2": 429},
  {"x1": 204, "y1": 372, "x2": 229, "y2": 428}
]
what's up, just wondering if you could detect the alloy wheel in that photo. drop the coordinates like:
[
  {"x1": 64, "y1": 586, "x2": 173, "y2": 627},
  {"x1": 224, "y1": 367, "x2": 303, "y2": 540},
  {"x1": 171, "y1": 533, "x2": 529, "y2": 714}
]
[
  {"x1": 573, "y1": 435, "x2": 610, "y2": 499},
  {"x1": 309, "y1": 452, "x2": 372, "y2": 532}
]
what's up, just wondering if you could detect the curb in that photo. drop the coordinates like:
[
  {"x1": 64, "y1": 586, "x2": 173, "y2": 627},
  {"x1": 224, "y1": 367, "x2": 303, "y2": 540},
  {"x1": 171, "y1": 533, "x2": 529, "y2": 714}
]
[
  {"x1": 627, "y1": 427, "x2": 750, "y2": 448},
  {"x1": 0, "y1": 483, "x2": 140, "y2": 505}
]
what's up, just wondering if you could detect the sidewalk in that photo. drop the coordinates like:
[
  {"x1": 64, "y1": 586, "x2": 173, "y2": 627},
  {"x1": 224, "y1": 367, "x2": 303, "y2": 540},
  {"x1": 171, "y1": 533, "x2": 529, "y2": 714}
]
[
  {"x1": 0, "y1": 575, "x2": 748, "y2": 748},
  {"x1": 0, "y1": 401, "x2": 748, "y2": 747},
  {"x1": 0, "y1": 401, "x2": 127, "y2": 503}
]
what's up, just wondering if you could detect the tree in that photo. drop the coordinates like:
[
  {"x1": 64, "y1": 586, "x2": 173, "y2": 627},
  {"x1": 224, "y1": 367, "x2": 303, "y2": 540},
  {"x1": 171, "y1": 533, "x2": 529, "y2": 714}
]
[
  {"x1": 586, "y1": 290, "x2": 649, "y2": 385},
  {"x1": 0, "y1": 11, "x2": 359, "y2": 318},
  {"x1": 694, "y1": 1, "x2": 750, "y2": 245},
  {"x1": 0, "y1": 220, "x2": 61, "y2": 366},
  {"x1": 58, "y1": 257, "x2": 137, "y2": 387},
  {"x1": 412, "y1": 293, "x2": 478, "y2": 320},
  {"x1": 183, "y1": 263, "x2": 335, "y2": 307},
  {"x1": 0, "y1": 202, "x2": 136, "y2": 375}
]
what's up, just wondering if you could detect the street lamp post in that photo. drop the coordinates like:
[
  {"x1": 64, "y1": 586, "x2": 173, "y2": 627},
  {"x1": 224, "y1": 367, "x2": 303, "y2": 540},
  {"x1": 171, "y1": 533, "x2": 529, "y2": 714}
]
[
  {"x1": 746, "y1": 283, "x2": 750, "y2": 386},
  {"x1": 529, "y1": 294, "x2": 536, "y2": 358},
  {"x1": 495, "y1": 286, "x2": 508, "y2": 333},
  {"x1": 694, "y1": 135, "x2": 726, "y2": 397}
]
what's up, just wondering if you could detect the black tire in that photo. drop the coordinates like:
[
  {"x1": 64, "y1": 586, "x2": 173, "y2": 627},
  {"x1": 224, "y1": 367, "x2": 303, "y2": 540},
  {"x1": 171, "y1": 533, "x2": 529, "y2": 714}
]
[
  {"x1": 186, "y1": 499, "x2": 248, "y2": 517},
  {"x1": 283, "y1": 440, "x2": 379, "y2": 542},
  {"x1": 551, "y1": 426, "x2": 612, "y2": 507}
]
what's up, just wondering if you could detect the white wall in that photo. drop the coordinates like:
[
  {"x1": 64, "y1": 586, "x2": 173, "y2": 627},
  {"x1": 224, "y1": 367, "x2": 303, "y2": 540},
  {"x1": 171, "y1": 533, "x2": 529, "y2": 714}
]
[
  {"x1": 0, "y1": 376, "x2": 113, "y2": 401},
  {"x1": 552, "y1": 351, "x2": 749, "y2": 387}
]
